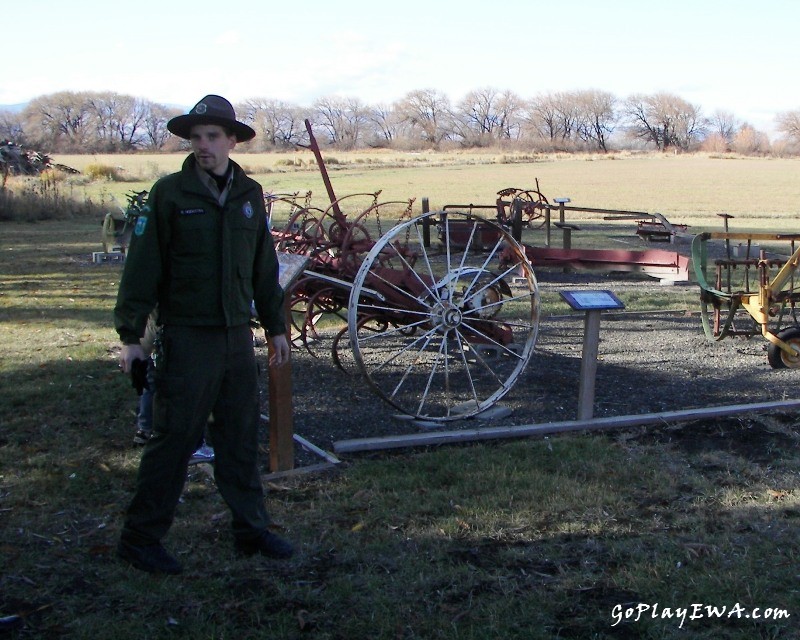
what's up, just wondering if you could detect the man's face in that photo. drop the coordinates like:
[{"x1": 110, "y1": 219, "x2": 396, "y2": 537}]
[{"x1": 189, "y1": 124, "x2": 237, "y2": 175}]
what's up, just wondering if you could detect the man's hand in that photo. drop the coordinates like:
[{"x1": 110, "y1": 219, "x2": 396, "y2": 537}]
[
  {"x1": 120, "y1": 343, "x2": 146, "y2": 373},
  {"x1": 268, "y1": 333, "x2": 290, "y2": 367}
]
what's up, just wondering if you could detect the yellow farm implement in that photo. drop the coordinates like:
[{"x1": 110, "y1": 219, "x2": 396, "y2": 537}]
[{"x1": 693, "y1": 231, "x2": 800, "y2": 368}]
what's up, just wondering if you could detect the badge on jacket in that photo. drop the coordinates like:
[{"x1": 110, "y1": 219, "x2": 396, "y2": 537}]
[
  {"x1": 243, "y1": 201, "x2": 253, "y2": 219},
  {"x1": 134, "y1": 216, "x2": 148, "y2": 236}
]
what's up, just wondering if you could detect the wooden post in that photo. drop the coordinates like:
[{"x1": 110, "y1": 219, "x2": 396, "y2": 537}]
[
  {"x1": 511, "y1": 199, "x2": 523, "y2": 242},
  {"x1": 577, "y1": 309, "x2": 602, "y2": 420},
  {"x1": 421, "y1": 197, "x2": 430, "y2": 248},
  {"x1": 268, "y1": 301, "x2": 295, "y2": 472},
  {"x1": 544, "y1": 206, "x2": 551, "y2": 247},
  {"x1": 268, "y1": 253, "x2": 309, "y2": 472},
  {"x1": 333, "y1": 399, "x2": 800, "y2": 454}
]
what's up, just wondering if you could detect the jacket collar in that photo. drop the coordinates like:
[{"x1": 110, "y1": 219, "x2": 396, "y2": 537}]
[{"x1": 179, "y1": 154, "x2": 248, "y2": 202}]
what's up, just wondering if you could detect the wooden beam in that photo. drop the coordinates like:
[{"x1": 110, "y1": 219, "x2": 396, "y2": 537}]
[{"x1": 333, "y1": 399, "x2": 800, "y2": 454}]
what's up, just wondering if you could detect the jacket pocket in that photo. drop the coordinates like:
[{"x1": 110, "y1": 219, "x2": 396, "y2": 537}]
[{"x1": 237, "y1": 263, "x2": 255, "y2": 304}]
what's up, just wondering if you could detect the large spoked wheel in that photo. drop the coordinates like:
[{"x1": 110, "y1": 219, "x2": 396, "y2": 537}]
[
  {"x1": 348, "y1": 211, "x2": 539, "y2": 421},
  {"x1": 767, "y1": 326, "x2": 800, "y2": 369}
]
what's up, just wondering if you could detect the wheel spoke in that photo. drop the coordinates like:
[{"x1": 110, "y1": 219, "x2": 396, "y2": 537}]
[
  {"x1": 460, "y1": 235, "x2": 508, "y2": 302},
  {"x1": 453, "y1": 327, "x2": 509, "y2": 387},
  {"x1": 453, "y1": 333, "x2": 481, "y2": 408},
  {"x1": 361, "y1": 264, "x2": 430, "y2": 306},
  {"x1": 411, "y1": 222, "x2": 441, "y2": 302},
  {"x1": 416, "y1": 336, "x2": 449, "y2": 416},
  {"x1": 462, "y1": 291, "x2": 535, "y2": 317},
  {"x1": 463, "y1": 262, "x2": 524, "y2": 307},
  {"x1": 388, "y1": 332, "x2": 438, "y2": 401},
  {"x1": 357, "y1": 302, "x2": 432, "y2": 319},
  {"x1": 368, "y1": 324, "x2": 442, "y2": 375},
  {"x1": 458, "y1": 318, "x2": 526, "y2": 361},
  {"x1": 388, "y1": 232, "x2": 440, "y2": 302},
  {"x1": 357, "y1": 317, "x2": 433, "y2": 344}
]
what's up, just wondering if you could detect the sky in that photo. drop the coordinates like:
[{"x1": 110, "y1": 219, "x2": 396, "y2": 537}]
[{"x1": 4, "y1": 0, "x2": 799, "y2": 136}]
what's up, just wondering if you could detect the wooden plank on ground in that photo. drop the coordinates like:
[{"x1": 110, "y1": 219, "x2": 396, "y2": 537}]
[{"x1": 333, "y1": 399, "x2": 800, "y2": 454}]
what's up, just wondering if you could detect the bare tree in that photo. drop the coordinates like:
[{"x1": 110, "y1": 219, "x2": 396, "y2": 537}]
[
  {"x1": 524, "y1": 93, "x2": 566, "y2": 148},
  {"x1": 114, "y1": 95, "x2": 150, "y2": 149},
  {"x1": 455, "y1": 87, "x2": 524, "y2": 146},
  {"x1": 23, "y1": 91, "x2": 93, "y2": 151},
  {"x1": 367, "y1": 103, "x2": 401, "y2": 147},
  {"x1": 623, "y1": 92, "x2": 706, "y2": 151},
  {"x1": 494, "y1": 90, "x2": 524, "y2": 142},
  {"x1": 708, "y1": 109, "x2": 738, "y2": 143},
  {"x1": 143, "y1": 102, "x2": 180, "y2": 150},
  {"x1": 394, "y1": 89, "x2": 453, "y2": 148},
  {"x1": 311, "y1": 96, "x2": 368, "y2": 150},
  {"x1": 574, "y1": 89, "x2": 617, "y2": 152},
  {"x1": 0, "y1": 110, "x2": 26, "y2": 144},
  {"x1": 731, "y1": 124, "x2": 771, "y2": 155},
  {"x1": 87, "y1": 92, "x2": 149, "y2": 150},
  {"x1": 776, "y1": 109, "x2": 800, "y2": 144},
  {"x1": 457, "y1": 87, "x2": 499, "y2": 145},
  {"x1": 238, "y1": 98, "x2": 307, "y2": 150}
]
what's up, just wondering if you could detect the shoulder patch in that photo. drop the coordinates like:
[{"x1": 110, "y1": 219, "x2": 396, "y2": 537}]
[
  {"x1": 134, "y1": 215, "x2": 148, "y2": 236},
  {"x1": 243, "y1": 201, "x2": 254, "y2": 219}
]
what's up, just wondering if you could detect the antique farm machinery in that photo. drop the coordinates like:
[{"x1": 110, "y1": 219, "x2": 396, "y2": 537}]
[
  {"x1": 693, "y1": 229, "x2": 800, "y2": 368},
  {"x1": 99, "y1": 189, "x2": 148, "y2": 256},
  {"x1": 270, "y1": 121, "x2": 540, "y2": 421}
]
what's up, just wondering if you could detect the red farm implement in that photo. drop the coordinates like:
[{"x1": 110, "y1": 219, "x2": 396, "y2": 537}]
[
  {"x1": 270, "y1": 121, "x2": 707, "y2": 420},
  {"x1": 269, "y1": 121, "x2": 540, "y2": 421}
]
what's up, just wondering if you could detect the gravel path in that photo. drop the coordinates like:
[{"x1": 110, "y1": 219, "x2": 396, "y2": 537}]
[{"x1": 263, "y1": 261, "x2": 800, "y2": 466}]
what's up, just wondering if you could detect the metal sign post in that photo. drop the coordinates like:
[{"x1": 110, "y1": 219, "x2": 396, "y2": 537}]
[{"x1": 560, "y1": 290, "x2": 625, "y2": 420}]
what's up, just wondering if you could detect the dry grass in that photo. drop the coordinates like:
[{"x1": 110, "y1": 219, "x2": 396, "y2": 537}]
[{"x1": 49, "y1": 151, "x2": 800, "y2": 235}]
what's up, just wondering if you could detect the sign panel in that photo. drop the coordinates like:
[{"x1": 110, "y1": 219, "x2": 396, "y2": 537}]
[
  {"x1": 560, "y1": 290, "x2": 625, "y2": 311},
  {"x1": 277, "y1": 252, "x2": 309, "y2": 290}
]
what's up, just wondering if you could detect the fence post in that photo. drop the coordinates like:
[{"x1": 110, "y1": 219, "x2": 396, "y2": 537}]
[
  {"x1": 422, "y1": 197, "x2": 430, "y2": 248},
  {"x1": 511, "y1": 199, "x2": 523, "y2": 242}
]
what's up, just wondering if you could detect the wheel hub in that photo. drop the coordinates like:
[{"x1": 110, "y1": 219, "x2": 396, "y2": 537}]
[{"x1": 433, "y1": 301, "x2": 463, "y2": 330}]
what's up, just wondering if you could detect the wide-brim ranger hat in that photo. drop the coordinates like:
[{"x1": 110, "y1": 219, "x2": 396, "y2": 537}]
[{"x1": 167, "y1": 95, "x2": 256, "y2": 142}]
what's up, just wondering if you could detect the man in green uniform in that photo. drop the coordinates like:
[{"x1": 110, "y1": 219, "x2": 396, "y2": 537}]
[{"x1": 114, "y1": 95, "x2": 293, "y2": 574}]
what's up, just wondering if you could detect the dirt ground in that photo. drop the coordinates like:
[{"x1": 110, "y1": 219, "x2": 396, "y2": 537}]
[{"x1": 264, "y1": 262, "x2": 800, "y2": 469}]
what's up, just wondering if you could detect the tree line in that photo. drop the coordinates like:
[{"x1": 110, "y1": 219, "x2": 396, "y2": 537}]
[{"x1": 2, "y1": 88, "x2": 800, "y2": 155}]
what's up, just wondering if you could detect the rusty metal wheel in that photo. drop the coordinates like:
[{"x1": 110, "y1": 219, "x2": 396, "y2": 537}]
[
  {"x1": 496, "y1": 187, "x2": 549, "y2": 229},
  {"x1": 348, "y1": 210, "x2": 539, "y2": 420}
]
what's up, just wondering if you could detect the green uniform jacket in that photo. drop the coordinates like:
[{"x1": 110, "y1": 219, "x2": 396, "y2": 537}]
[{"x1": 114, "y1": 155, "x2": 285, "y2": 345}]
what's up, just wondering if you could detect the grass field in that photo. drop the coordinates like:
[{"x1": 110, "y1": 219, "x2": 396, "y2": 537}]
[
  {"x1": 2, "y1": 153, "x2": 800, "y2": 638},
  {"x1": 51, "y1": 151, "x2": 800, "y2": 232}
]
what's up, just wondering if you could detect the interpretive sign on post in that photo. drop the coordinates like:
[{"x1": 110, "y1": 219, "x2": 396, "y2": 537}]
[{"x1": 559, "y1": 290, "x2": 625, "y2": 420}]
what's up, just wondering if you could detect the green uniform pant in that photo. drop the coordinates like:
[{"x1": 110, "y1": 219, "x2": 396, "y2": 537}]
[{"x1": 122, "y1": 324, "x2": 270, "y2": 545}]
